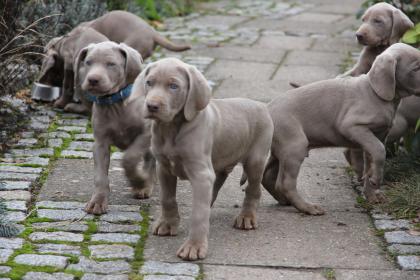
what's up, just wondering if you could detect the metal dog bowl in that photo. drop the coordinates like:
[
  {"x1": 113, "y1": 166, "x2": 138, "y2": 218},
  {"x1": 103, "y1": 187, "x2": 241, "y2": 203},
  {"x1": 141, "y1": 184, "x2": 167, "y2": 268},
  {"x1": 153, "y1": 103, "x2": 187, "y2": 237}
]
[{"x1": 31, "y1": 82, "x2": 61, "y2": 102}]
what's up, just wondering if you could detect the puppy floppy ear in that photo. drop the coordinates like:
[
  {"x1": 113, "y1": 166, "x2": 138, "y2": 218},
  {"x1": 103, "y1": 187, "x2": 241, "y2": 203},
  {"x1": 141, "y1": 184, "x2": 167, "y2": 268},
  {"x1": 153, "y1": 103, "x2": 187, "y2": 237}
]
[
  {"x1": 38, "y1": 52, "x2": 60, "y2": 83},
  {"x1": 184, "y1": 65, "x2": 211, "y2": 121},
  {"x1": 389, "y1": 9, "x2": 414, "y2": 44},
  {"x1": 368, "y1": 53, "x2": 397, "y2": 101},
  {"x1": 73, "y1": 46, "x2": 91, "y2": 90},
  {"x1": 129, "y1": 63, "x2": 153, "y2": 101},
  {"x1": 118, "y1": 43, "x2": 143, "y2": 84}
]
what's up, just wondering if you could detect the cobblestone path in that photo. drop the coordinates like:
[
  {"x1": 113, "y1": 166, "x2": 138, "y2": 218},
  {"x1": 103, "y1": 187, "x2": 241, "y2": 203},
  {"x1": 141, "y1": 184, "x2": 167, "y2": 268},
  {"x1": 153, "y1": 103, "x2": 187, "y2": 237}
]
[{"x1": 1, "y1": 0, "x2": 419, "y2": 279}]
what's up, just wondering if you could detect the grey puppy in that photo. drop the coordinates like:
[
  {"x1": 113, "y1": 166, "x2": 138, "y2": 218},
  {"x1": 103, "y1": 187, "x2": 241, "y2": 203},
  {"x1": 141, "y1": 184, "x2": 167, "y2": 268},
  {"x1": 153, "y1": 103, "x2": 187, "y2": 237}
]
[
  {"x1": 74, "y1": 41, "x2": 155, "y2": 214},
  {"x1": 263, "y1": 43, "x2": 420, "y2": 215},
  {"x1": 387, "y1": 96, "x2": 420, "y2": 143},
  {"x1": 40, "y1": 10, "x2": 191, "y2": 110},
  {"x1": 83, "y1": 10, "x2": 191, "y2": 59},
  {"x1": 343, "y1": 2, "x2": 413, "y2": 77},
  {"x1": 341, "y1": 3, "x2": 413, "y2": 180},
  {"x1": 38, "y1": 26, "x2": 109, "y2": 113},
  {"x1": 132, "y1": 58, "x2": 273, "y2": 260}
]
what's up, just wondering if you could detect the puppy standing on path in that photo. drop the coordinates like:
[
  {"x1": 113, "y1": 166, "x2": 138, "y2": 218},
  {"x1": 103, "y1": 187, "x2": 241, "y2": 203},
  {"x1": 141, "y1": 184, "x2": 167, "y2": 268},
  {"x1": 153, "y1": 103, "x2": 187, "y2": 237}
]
[
  {"x1": 133, "y1": 58, "x2": 273, "y2": 260},
  {"x1": 74, "y1": 42, "x2": 155, "y2": 214},
  {"x1": 263, "y1": 44, "x2": 420, "y2": 214},
  {"x1": 340, "y1": 2, "x2": 414, "y2": 180}
]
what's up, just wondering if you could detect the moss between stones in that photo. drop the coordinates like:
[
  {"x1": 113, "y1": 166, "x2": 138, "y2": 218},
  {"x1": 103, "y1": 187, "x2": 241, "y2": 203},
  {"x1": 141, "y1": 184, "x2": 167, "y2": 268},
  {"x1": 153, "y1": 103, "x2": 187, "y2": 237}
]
[{"x1": 129, "y1": 209, "x2": 149, "y2": 279}]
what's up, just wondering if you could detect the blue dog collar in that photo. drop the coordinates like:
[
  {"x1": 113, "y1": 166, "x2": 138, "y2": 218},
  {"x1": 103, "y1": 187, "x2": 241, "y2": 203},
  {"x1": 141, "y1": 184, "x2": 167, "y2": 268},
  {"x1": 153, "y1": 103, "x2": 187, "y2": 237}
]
[{"x1": 86, "y1": 84, "x2": 133, "y2": 105}]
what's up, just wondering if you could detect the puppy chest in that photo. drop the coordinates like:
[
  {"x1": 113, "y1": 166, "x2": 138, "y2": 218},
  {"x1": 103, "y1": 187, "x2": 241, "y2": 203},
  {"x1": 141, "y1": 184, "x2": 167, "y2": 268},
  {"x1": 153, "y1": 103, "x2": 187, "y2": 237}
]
[{"x1": 158, "y1": 152, "x2": 188, "y2": 180}]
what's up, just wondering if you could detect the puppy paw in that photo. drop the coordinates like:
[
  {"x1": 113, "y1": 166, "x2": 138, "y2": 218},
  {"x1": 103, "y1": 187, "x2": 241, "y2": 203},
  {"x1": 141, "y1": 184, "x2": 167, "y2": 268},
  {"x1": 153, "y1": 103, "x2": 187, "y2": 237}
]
[
  {"x1": 131, "y1": 184, "x2": 153, "y2": 199},
  {"x1": 53, "y1": 96, "x2": 69, "y2": 109},
  {"x1": 153, "y1": 218, "x2": 178, "y2": 236},
  {"x1": 302, "y1": 204, "x2": 325, "y2": 216},
  {"x1": 85, "y1": 193, "x2": 109, "y2": 215},
  {"x1": 177, "y1": 239, "x2": 208, "y2": 261},
  {"x1": 234, "y1": 212, "x2": 257, "y2": 230},
  {"x1": 365, "y1": 189, "x2": 387, "y2": 204}
]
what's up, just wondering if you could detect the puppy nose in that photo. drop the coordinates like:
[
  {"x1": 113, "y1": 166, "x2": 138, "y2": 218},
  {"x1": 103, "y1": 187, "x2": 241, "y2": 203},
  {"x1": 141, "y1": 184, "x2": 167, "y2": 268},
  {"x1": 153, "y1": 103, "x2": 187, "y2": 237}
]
[
  {"x1": 356, "y1": 33, "x2": 364, "y2": 42},
  {"x1": 88, "y1": 78, "x2": 99, "y2": 86},
  {"x1": 147, "y1": 102, "x2": 160, "y2": 113}
]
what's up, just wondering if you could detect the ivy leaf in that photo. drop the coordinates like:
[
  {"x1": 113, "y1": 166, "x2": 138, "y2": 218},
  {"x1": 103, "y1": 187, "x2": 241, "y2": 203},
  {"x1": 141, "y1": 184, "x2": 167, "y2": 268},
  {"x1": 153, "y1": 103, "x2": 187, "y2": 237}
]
[{"x1": 402, "y1": 23, "x2": 420, "y2": 44}]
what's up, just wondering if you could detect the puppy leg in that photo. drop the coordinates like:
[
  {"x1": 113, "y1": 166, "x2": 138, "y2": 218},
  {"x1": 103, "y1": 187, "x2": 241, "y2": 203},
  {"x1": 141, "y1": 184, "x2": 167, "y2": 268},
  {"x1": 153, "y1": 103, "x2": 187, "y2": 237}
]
[
  {"x1": 177, "y1": 160, "x2": 214, "y2": 261},
  {"x1": 262, "y1": 155, "x2": 290, "y2": 205},
  {"x1": 153, "y1": 164, "x2": 179, "y2": 236},
  {"x1": 54, "y1": 69, "x2": 74, "y2": 108},
  {"x1": 211, "y1": 171, "x2": 228, "y2": 207},
  {"x1": 85, "y1": 141, "x2": 111, "y2": 214},
  {"x1": 344, "y1": 148, "x2": 364, "y2": 181},
  {"x1": 122, "y1": 136, "x2": 154, "y2": 199},
  {"x1": 234, "y1": 156, "x2": 264, "y2": 230},
  {"x1": 345, "y1": 127, "x2": 386, "y2": 203},
  {"x1": 275, "y1": 144, "x2": 325, "y2": 215}
]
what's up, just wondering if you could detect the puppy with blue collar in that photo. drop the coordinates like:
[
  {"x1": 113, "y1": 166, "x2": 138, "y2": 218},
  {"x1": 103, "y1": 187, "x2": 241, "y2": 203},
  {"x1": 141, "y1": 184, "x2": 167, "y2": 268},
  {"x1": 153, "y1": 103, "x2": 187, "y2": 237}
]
[{"x1": 74, "y1": 41, "x2": 155, "y2": 214}]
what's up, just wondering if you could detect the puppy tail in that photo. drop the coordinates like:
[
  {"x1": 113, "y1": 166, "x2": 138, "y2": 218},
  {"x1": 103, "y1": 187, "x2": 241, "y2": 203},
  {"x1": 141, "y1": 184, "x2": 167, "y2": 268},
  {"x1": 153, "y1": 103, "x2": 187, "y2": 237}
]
[
  {"x1": 289, "y1": 81, "x2": 301, "y2": 88},
  {"x1": 240, "y1": 172, "x2": 248, "y2": 186},
  {"x1": 154, "y1": 33, "x2": 191, "y2": 52}
]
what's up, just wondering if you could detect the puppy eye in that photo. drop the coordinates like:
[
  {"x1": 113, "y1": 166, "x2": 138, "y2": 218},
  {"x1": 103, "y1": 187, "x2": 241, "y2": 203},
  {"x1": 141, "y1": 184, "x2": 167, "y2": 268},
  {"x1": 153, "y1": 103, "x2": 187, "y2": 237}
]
[
  {"x1": 169, "y1": 83, "x2": 179, "y2": 90},
  {"x1": 373, "y1": 18, "x2": 382, "y2": 24},
  {"x1": 146, "y1": 80, "x2": 152, "y2": 87},
  {"x1": 106, "y1": 62, "x2": 116, "y2": 67},
  {"x1": 85, "y1": 60, "x2": 92, "y2": 66}
]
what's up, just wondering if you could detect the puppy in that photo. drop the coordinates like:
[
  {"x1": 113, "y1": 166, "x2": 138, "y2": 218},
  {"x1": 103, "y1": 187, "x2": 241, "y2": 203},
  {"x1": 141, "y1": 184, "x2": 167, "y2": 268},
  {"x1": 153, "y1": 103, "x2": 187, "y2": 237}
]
[
  {"x1": 132, "y1": 58, "x2": 273, "y2": 260},
  {"x1": 39, "y1": 26, "x2": 109, "y2": 113},
  {"x1": 83, "y1": 10, "x2": 191, "y2": 59},
  {"x1": 342, "y1": 3, "x2": 414, "y2": 180},
  {"x1": 74, "y1": 41, "x2": 155, "y2": 214},
  {"x1": 263, "y1": 43, "x2": 420, "y2": 215},
  {"x1": 343, "y1": 2, "x2": 413, "y2": 77}
]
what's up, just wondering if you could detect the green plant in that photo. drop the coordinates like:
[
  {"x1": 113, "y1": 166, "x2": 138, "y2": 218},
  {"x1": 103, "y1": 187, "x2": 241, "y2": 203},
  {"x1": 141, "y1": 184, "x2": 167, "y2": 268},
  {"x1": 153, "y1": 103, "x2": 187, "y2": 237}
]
[
  {"x1": 379, "y1": 174, "x2": 420, "y2": 219},
  {"x1": 402, "y1": 23, "x2": 420, "y2": 45}
]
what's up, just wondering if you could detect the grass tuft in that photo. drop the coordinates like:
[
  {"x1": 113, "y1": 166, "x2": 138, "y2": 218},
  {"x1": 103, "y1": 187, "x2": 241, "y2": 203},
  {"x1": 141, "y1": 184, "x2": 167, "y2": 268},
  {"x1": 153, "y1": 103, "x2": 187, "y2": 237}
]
[{"x1": 379, "y1": 174, "x2": 420, "y2": 219}]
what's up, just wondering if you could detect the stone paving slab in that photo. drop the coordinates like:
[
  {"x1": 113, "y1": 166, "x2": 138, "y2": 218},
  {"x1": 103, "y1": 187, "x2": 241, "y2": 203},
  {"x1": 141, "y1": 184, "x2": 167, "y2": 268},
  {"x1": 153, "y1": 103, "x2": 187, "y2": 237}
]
[
  {"x1": 14, "y1": 254, "x2": 68, "y2": 269},
  {"x1": 32, "y1": 221, "x2": 88, "y2": 232},
  {"x1": 35, "y1": 243, "x2": 81, "y2": 256},
  {"x1": 254, "y1": 35, "x2": 314, "y2": 50},
  {"x1": 0, "y1": 172, "x2": 39, "y2": 181},
  {"x1": 335, "y1": 269, "x2": 420, "y2": 280},
  {"x1": 81, "y1": 274, "x2": 128, "y2": 280},
  {"x1": 4, "y1": 200, "x2": 26, "y2": 211},
  {"x1": 89, "y1": 244, "x2": 134, "y2": 260},
  {"x1": 203, "y1": 265, "x2": 325, "y2": 280},
  {"x1": 0, "y1": 266, "x2": 11, "y2": 274},
  {"x1": 0, "y1": 181, "x2": 31, "y2": 190},
  {"x1": 29, "y1": 231, "x2": 84, "y2": 242},
  {"x1": 213, "y1": 79, "x2": 293, "y2": 103},
  {"x1": 91, "y1": 233, "x2": 139, "y2": 244},
  {"x1": 0, "y1": 190, "x2": 31, "y2": 201},
  {"x1": 38, "y1": 159, "x2": 141, "y2": 205},
  {"x1": 0, "y1": 249, "x2": 13, "y2": 263},
  {"x1": 22, "y1": 272, "x2": 74, "y2": 280},
  {"x1": 140, "y1": 261, "x2": 199, "y2": 277},
  {"x1": 186, "y1": 46, "x2": 287, "y2": 63},
  {"x1": 0, "y1": 238, "x2": 23, "y2": 249},
  {"x1": 67, "y1": 257, "x2": 131, "y2": 274},
  {"x1": 37, "y1": 209, "x2": 93, "y2": 221},
  {"x1": 186, "y1": 15, "x2": 249, "y2": 29},
  {"x1": 144, "y1": 276, "x2": 194, "y2": 280},
  {"x1": 205, "y1": 60, "x2": 277, "y2": 81},
  {"x1": 272, "y1": 64, "x2": 339, "y2": 84},
  {"x1": 0, "y1": 156, "x2": 49, "y2": 167}
]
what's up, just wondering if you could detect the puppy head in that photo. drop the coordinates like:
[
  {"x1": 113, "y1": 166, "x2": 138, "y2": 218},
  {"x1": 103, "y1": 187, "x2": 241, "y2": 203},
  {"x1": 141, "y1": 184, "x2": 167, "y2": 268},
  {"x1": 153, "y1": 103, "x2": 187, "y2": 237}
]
[
  {"x1": 38, "y1": 37, "x2": 64, "y2": 86},
  {"x1": 74, "y1": 42, "x2": 142, "y2": 96},
  {"x1": 356, "y1": 3, "x2": 413, "y2": 46},
  {"x1": 132, "y1": 58, "x2": 211, "y2": 122},
  {"x1": 368, "y1": 43, "x2": 420, "y2": 101}
]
